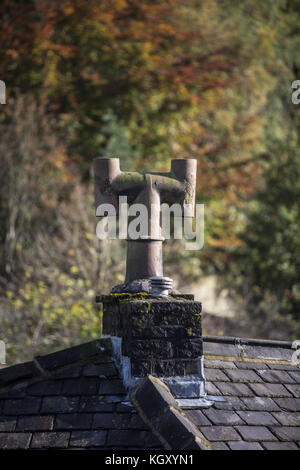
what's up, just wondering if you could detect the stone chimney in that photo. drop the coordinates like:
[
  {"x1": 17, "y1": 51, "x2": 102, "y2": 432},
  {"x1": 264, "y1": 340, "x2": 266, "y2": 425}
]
[
  {"x1": 97, "y1": 293, "x2": 205, "y2": 398},
  {"x1": 94, "y1": 157, "x2": 207, "y2": 400}
]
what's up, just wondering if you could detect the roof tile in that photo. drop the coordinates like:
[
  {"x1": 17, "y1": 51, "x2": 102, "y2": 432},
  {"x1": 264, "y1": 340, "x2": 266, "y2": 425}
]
[
  {"x1": 205, "y1": 381, "x2": 222, "y2": 396},
  {"x1": 234, "y1": 362, "x2": 269, "y2": 370},
  {"x1": 70, "y1": 430, "x2": 107, "y2": 448},
  {"x1": 263, "y1": 441, "x2": 299, "y2": 450},
  {"x1": 185, "y1": 409, "x2": 211, "y2": 426},
  {"x1": 54, "y1": 413, "x2": 93, "y2": 430},
  {"x1": 41, "y1": 396, "x2": 79, "y2": 414},
  {"x1": 79, "y1": 396, "x2": 115, "y2": 413},
  {"x1": 288, "y1": 370, "x2": 300, "y2": 383},
  {"x1": 285, "y1": 384, "x2": 300, "y2": 398},
  {"x1": 224, "y1": 369, "x2": 263, "y2": 383},
  {"x1": 228, "y1": 441, "x2": 263, "y2": 450},
  {"x1": 202, "y1": 408, "x2": 245, "y2": 426},
  {"x1": 0, "y1": 416, "x2": 16, "y2": 432},
  {"x1": 236, "y1": 411, "x2": 279, "y2": 426},
  {"x1": 274, "y1": 398, "x2": 300, "y2": 412},
  {"x1": 235, "y1": 426, "x2": 278, "y2": 442},
  {"x1": 200, "y1": 425, "x2": 241, "y2": 442},
  {"x1": 204, "y1": 360, "x2": 237, "y2": 369},
  {"x1": 3, "y1": 397, "x2": 41, "y2": 415},
  {"x1": 27, "y1": 380, "x2": 63, "y2": 396},
  {"x1": 17, "y1": 415, "x2": 54, "y2": 431},
  {"x1": 204, "y1": 368, "x2": 230, "y2": 382},
  {"x1": 214, "y1": 381, "x2": 254, "y2": 397},
  {"x1": 270, "y1": 426, "x2": 300, "y2": 441},
  {"x1": 62, "y1": 378, "x2": 99, "y2": 396},
  {"x1": 272, "y1": 412, "x2": 300, "y2": 426},
  {"x1": 211, "y1": 442, "x2": 229, "y2": 450},
  {"x1": 240, "y1": 397, "x2": 281, "y2": 412},
  {"x1": 249, "y1": 383, "x2": 292, "y2": 398},
  {"x1": 213, "y1": 397, "x2": 248, "y2": 411},
  {"x1": 98, "y1": 379, "x2": 126, "y2": 395},
  {"x1": 82, "y1": 362, "x2": 117, "y2": 378},
  {"x1": 256, "y1": 369, "x2": 296, "y2": 384},
  {"x1": 106, "y1": 430, "x2": 146, "y2": 448},
  {"x1": 0, "y1": 432, "x2": 31, "y2": 449},
  {"x1": 31, "y1": 431, "x2": 70, "y2": 449}
]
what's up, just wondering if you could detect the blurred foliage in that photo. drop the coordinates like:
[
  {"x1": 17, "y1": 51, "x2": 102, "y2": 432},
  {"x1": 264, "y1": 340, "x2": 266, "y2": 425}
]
[
  {"x1": 225, "y1": 136, "x2": 300, "y2": 340},
  {"x1": 3, "y1": 273, "x2": 101, "y2": 363},
  {"x1": 1, "y1": 0, "x2": 300, "y2": 362}
]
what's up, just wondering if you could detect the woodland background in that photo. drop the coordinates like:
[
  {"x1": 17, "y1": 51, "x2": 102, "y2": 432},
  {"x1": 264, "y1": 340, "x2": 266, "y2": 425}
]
[{"x1": 1, "y1": 0, "x2": 300, "y2": 364}]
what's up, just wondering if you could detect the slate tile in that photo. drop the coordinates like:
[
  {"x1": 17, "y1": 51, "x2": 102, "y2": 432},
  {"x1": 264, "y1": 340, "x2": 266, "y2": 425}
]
[
  {"x1": 202, "y1": 408, "x2": 245, "y2": 426},
  {"x1": 70, "y1": 430, "x2": 107, "y2": 447},
  {"x1": 106, "y1": 430, "x2": 146, "y2": 447},
  {"x1": 257, "y1": 369, "x2": 296, "y2": 384},
  {"x1": 270, "y1": 426, "x2": 300, "y2": 441},
  {"x1": 204, "y1": 342, "x2": 237, "y2": 357},
  {"x1": 63, "y1": 378, "x2": 99, "y2": 395},
  {"x1": 236, "y1": 426, "x2": 277, "y2": 442},
  {"x1": 244, "y1": 346, "x2": 291, "y2": 362},
  {"x1": 285, "y1": 384, "x2": 300, "y2": 398},
  {"x1": 31, "y1": 432, "x2": 70, "y2": 448},
  {"x1": 267, "y1": 363, "x2": 299, "y2": 371},
  {"x1": 54, "y1": 413, "x2": 93, "y2": 430},
  {"x1": 249, "y1": 383, "x2": 292, "y2": 398},
  {"x1": 98, "y1": 379, "x2": 126, "y2": 395},
  {"x1": 272, "y1": 412, "x2": 300, "y2": 426},
  {"x1": 263, "y1": 441, "x2": 299, "y2": 450},
  {"x1": 204, "y1": 369, "x2": 230, "y2": 382},
  {"x1": 200, "y1": 426, "x2": 241, "y2": 441},
  {"x1": 211, "y1": 442, "x2": 229, "y2": 450},
  {"x1": 52, "y1": 365, "x2": 82, "y2": 379},
  {"x1": 79, "y1": 396, "x2": 114, "y2": 413},
  {"x1": 237, "y1": 411, "x2": 279, "y2": 426},
  {"x1": 234, "y1": 362, "x2": 269, "y2": 370},
  {"x1": 241, "y1": 397, "x2": 281, "y2": 412},
  {"x1": 204, "y1": 360, "x2": 236, "y2": 369},
  {"x1": 0, "y1": 432, "x2": 31, "y2": 449},
  {"x1": 26, "y1": 380, "x2": 63, "y2": 396},
  {"x1": 41, "y1": 396, "x2": 79, "y2": 413},
  {"x1": 205, "y1": 381, "x2": 222, "y2": 396},
  {"x1": 185, "y1": 410, "x2": 211, "y2": 426},
  {"x1": 214, "y1": 382, "x2": 254, "y2": 397},
  {"x1": 83, "y1": 362, "x2": 117, "y2": 378},
  {"x1": 213, "y1": 396, "x2": 247, "y2": 411},
  {"x1": 17, "y1": 415, "x2": 54, "y2": 431},
  {"x1": 0, "y1": 415, "x2": 17, "y2": 431},
  {"x1": 288, "y1": 371, "x2": 300, "y2": 383},
  {"x1": 3, "y1": 397, "x2": 41, "y2": 415},
  {"x1": 224, "y1": 369, "x2": 263, "y2": 383},
  {"x1": 274, "y1": 398, "x2": 300, "y2": 411},
  {"x1": 228, "y1": 441, "x2": 263, "y2": 450},
  {"x1": 0, "y1": 387, "x2": 27, "y2": 399},
  {"x1": 93, "y1": 412, "x2": 119, "y2": 429}
]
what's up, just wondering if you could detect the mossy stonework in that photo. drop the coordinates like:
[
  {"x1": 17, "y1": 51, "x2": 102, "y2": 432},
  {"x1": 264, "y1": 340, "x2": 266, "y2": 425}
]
[{"x1": 97, "y1": 294, "x2": 203, "y2": 377}]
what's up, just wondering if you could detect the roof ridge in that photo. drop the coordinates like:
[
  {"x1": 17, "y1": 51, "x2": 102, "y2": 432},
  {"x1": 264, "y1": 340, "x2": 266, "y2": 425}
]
[{"x1": 0, "y1": 337, "x2": 113, "y2": 392}]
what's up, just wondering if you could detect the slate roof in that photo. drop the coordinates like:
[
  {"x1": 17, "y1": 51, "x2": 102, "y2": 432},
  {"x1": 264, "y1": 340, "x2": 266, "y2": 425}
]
[
  {"x1": 0, "y1": 336, "x2": 299, "y2": 450},
  {"x1": 0, "y1": 339, "x2": 161, "y2": 450}
]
